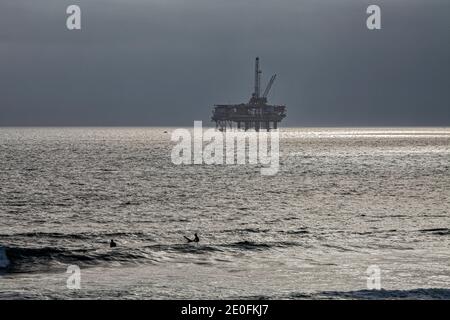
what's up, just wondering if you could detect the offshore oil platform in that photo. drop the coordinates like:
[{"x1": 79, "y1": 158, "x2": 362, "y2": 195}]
[{"x1": 212, "y1": 57, "x2": 286, "y2": 131}]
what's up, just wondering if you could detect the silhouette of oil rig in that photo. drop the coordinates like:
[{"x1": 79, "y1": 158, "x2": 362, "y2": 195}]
[{"x1": 212, "y1": 57, "x2": 286, "y2": 131}]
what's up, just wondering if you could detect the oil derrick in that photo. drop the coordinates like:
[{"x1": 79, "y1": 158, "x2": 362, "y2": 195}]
[{"x1": 212, "y1": 57, "x2": 286, "y2": 131}]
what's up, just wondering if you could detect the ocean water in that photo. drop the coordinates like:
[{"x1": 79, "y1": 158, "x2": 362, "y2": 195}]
[{"x1": 0, "y1": 127, "x2": 449, "y2": 299}]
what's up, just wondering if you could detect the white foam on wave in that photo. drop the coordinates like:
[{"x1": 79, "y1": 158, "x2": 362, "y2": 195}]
[{"x1": 0, "y1": 247, "x2": 10, "y2": 268}]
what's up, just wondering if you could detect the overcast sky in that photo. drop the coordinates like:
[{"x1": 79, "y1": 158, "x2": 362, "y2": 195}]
[{"x1": 0, "y1": 0, "x2": 449, "y2": 126}]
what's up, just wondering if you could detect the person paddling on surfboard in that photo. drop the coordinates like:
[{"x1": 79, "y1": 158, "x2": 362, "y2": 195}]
[{"x1": 184, "y1": 233, "x2": 199, "y2": 243}]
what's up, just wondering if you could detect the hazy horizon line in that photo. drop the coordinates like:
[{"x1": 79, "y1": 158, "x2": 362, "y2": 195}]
[{"x1": 1, "y1": 125, "x2": 450, "y2": 129}]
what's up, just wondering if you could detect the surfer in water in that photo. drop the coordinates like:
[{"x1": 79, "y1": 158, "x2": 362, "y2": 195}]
[
  {"x1": 184, "y1": 233, "x2": 199, "y2": 243},
  {"x1": 110, "y1": 239, "x2": 117, "y2": 248}
]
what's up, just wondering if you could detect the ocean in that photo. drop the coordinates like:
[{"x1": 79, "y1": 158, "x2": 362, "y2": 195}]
[{"x1": 0, "y1": 127, "x2": 449, "y2": 299}]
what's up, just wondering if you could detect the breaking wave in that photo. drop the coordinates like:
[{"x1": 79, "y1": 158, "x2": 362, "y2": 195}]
[
  {"x1": 0, "y1": 239, "x2": 303, "y2": 274},
  {"x1": 316, "y1": 288, "x2": 450, "y2": 300},
  {"x1": 2, "y1": 246, "x2": 150, "y2": 273},
  {"x1": 0, "y1": 247, "x2": 10, "y2": 269}
]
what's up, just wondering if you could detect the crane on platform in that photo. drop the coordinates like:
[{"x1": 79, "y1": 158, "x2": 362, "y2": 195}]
[
  {"x1": 263, "y1": 74, "x2": 276, "y2": 99},
  {"x1": 251, "y1": 57, "x2": 277, "y2": 104},
  {"x1": 254, "y1": 57, "x2": 262, "y2": 98}
]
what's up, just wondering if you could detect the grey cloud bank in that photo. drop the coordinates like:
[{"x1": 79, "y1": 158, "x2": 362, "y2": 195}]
[{"x1": 0, "y1": 0, "x2": 449, "y2": 126}]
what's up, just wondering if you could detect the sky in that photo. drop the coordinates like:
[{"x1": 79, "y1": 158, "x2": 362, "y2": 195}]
[{"x1": 0, "y1": 0, "x2": 449, "y2": 126}]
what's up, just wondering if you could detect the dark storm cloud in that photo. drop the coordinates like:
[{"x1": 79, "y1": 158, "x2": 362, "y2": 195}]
[{"x1": 0, "y1": 0, "x2": 449, "y2": 126}]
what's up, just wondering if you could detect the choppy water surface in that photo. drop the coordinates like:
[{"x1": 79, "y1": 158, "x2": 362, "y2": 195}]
[{"x1": 0, "y1": 127, "x2": 449, "y2": 299}]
